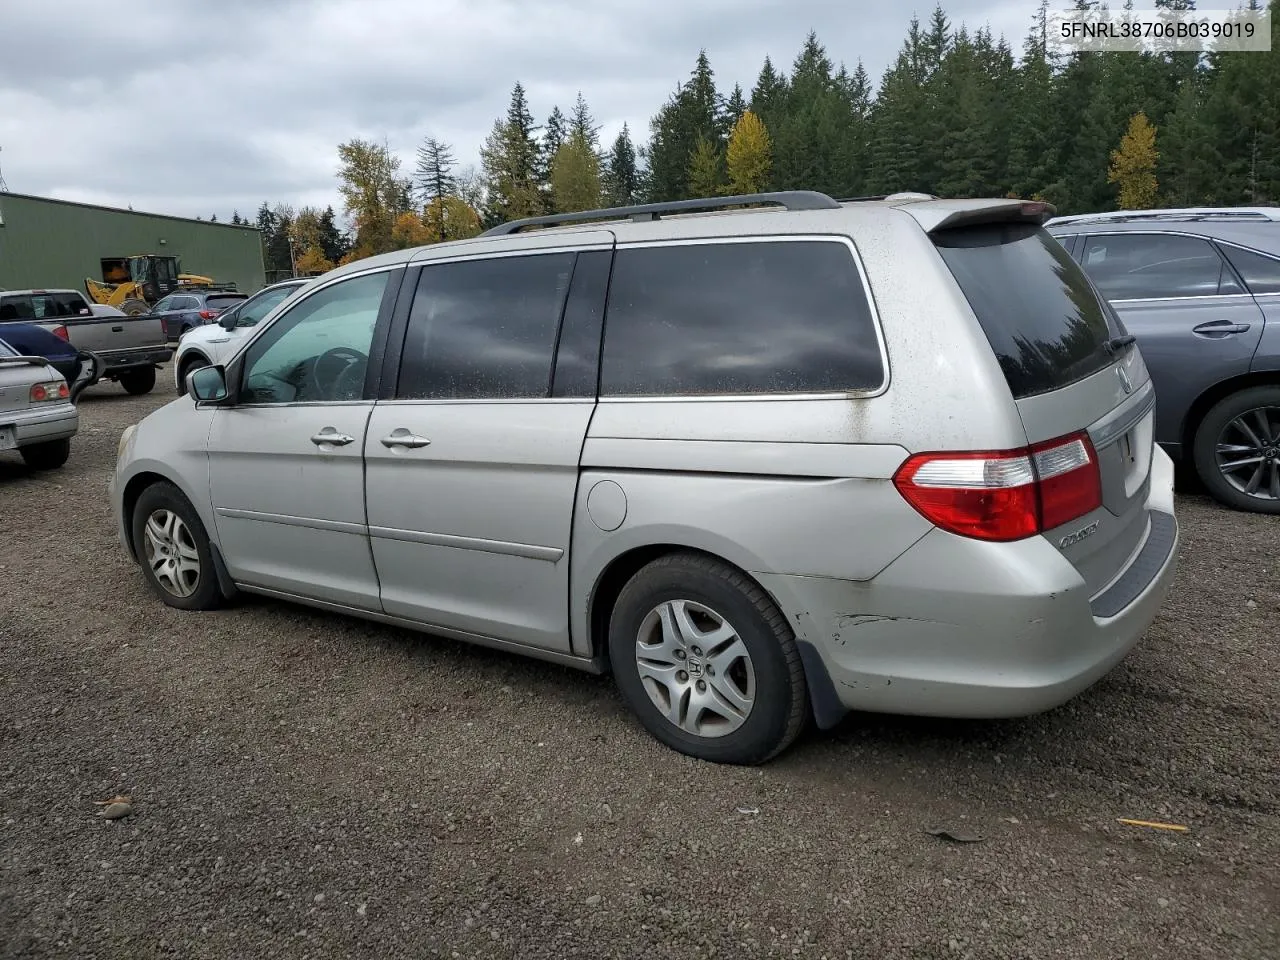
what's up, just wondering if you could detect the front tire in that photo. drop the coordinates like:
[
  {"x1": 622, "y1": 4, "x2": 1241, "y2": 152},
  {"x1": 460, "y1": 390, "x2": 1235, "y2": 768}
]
[
  {"x1": 131, "y1": 482, "x2": 224, "y2": 611},
  {"x1": 120, "y1": 298, "x2": 149, "y2": 316},
  {"x1": 176, "y1": 354, "x2": 210, "y2": 396},
  {"x1": 19, "y1": 438, "x2": 71, "y2": 470},
  {"x1": 1192, "y1": 386, "x2": 1280, "y2": 515},
  {"x1": 608, "y1": 552, "x2": 809, "y2": 765},
  {"x1": 119, "y1": 366, "x2": 157, "y2": 396}
]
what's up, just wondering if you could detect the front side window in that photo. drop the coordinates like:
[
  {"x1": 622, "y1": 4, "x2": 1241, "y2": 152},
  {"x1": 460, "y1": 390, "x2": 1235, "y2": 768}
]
[
  {"x1": 1080, "y1": 233, "x2": 1237, "y2": 300},
  {"x1": 240, "y1": 271, "x2": 389, "y2": 404},
  {"x1": 396, "y1": 252, "x2": 574, "y2": 400},
  {"x1": 153, "y1": 296, "x2": 174, "y2": 313},
  {"x1": 600, "y1": 240, "x2": 884, "y2": 397}
]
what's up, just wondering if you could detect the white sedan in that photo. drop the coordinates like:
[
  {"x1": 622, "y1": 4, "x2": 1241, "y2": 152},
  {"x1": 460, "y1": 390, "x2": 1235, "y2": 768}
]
[
  {"x1": 0, "y1": 338, "x2": 79, "y2": 470},
  {"x1": 173, "y1": 278, "x2": 311, "y2": 394}
]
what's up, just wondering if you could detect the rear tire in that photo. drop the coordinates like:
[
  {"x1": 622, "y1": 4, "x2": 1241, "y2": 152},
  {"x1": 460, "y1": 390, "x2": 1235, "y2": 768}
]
[
  {"x1": 131, "y1": 482, "x2": 224, "y2": 611},
  {"x1": 176, "y1": 354, "x2": 210, "y2": 396},
  {"x1": 19, "y1": 438, "x2": 71, "y2": 470},
  {"x1": 1192, "y1": 385, "x2": 1280, "y2": 515},
  {"x1": 608, "y1": 552, "x2": 809, "y2": 765},
  {"x1": 119, "y1": 366, "x2": 157, "y2": 396}
]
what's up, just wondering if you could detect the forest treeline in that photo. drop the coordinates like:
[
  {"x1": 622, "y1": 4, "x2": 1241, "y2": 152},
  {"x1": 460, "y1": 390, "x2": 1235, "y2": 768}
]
[{"x1": 229, "y1": 0, "x2": 1278, "y2": 274}]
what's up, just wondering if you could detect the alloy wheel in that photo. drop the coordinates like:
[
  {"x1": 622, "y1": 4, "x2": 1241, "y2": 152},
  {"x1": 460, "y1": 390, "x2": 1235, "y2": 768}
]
[
  {"x1": 1215, "y1": 405, "x2": 1280, "y2": 502},
  {"x1": 634, "y1": 599, "x2": 756, "y2": 739}
]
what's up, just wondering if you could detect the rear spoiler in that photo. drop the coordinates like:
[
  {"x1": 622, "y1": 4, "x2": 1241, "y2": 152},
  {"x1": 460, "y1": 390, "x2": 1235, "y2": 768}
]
[
  {"x1": 0, "y1": 355, "x2": 54, "y2": 368},
  {"x1": 897, "y1": 199, "x2": 1057, "y2": 234}
]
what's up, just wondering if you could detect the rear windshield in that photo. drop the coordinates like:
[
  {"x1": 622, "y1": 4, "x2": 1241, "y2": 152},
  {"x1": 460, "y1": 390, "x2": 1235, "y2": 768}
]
[
  {"x1": 933, "y1": 222, "x2": 1124, "y2": 399},
  {"x1": 206, "y1": 295, "x2": 246, "y2": 309}
]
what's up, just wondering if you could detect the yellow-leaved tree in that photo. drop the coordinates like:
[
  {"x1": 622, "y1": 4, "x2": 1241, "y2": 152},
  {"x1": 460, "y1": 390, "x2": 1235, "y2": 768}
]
[
  {"x1": 1108, "y1": 112, "x2": 1159, "y2": 210},
  {"x1": 725, "y1": 110, "x2": 772, "y2": 195},
  {"x1": 294, "y1": 246, "x2": 334, "y2": 275},
  {"x1": 424, "y1": 196, "x2": 482, "y2": 242},
  {"x1": 550, "y1": 132, "x2": 603, "y2": 213}
]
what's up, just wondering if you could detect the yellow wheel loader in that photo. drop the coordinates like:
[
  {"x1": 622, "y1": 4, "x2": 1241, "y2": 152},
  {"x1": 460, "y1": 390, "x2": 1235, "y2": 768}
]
[{"x1": 84, "y1": 255, "x2": 233, "y2": 315}]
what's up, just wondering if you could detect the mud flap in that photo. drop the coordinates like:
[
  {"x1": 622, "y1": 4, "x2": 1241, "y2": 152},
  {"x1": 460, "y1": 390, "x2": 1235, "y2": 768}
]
[
  {"x1": 69, "y1": 351, "x2": 104, "y2": 403},
  {"x1": 797, "y1": 640, "x2": 849, "y2": 730}
]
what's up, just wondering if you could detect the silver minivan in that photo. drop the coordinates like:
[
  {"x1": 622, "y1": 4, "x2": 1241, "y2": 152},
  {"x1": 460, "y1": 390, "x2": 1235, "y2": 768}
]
[{"x1": 110, "y1": 191, "x2": 1179, "y2": 764}]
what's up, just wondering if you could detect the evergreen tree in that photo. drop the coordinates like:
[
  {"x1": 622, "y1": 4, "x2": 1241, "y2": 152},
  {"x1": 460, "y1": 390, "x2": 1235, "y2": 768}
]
[
  {"x1": 569, "y1": 92, "x2": 600, "y2": 148},
  {"x1": 415, "y1": 137, "x2": 458, "y2": 238},
  {"x1": 722, "y1": 83, "x2": 747, "y2": 135},
  {"x1": 643, "y1": 50, "x2": 724, "y2": 200},
  {"x1": 551, "y1": 131, "x2": 603, "y2": 212},
  {"x1": 480, "y1": 82, "x2": 543, "y2": 224},
  {"x1": 688, "y1": 135, "x2": 723, "y2": 197},
  {"x1": 604, "y1": 123, "x2": 639, "y2": 206},
  {"x1": 749, "y1": 56, "x2": 789, "y2": 128}
]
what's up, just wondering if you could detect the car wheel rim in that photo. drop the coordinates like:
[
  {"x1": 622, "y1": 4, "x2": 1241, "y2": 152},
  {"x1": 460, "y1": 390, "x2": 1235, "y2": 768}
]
[
  {"x1": 1215, "y1": 404, "x2": 1280, "y2": 501},
  {"x1": 635, "y1": 599, "x2": 756, "y2": 739},
  {"x1": 142, "y1": 509, "x2": 201, "y2": 597}
]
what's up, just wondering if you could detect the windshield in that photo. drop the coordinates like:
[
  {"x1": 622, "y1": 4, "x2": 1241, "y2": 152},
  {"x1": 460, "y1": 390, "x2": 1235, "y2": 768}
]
[{"x1": 239, "y1": 285, "x2": 300, "y2": 326}]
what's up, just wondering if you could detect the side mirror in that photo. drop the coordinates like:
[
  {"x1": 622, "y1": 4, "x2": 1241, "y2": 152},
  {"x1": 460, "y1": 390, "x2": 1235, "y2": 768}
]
[
  {"x1": 189, "y1": 364, "x2": 229, "y2": 403},
  {"x1": 219, "y1": 314, "x2": 237, "y2": 331}
]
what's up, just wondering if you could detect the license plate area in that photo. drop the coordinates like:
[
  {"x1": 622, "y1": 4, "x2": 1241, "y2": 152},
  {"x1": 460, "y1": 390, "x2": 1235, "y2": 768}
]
[{"x1": 0, "y1": 425, "x2": 16, "y2": 450}]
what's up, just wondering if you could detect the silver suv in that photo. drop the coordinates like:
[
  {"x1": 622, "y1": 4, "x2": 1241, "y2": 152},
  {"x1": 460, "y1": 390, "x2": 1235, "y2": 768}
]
[
  {"x1": 1046, "y1": 208, "x2": 1280, "y2": 514},
  {"x1": 110, "y1": 191, "x2": 1179, "y2": 765}
]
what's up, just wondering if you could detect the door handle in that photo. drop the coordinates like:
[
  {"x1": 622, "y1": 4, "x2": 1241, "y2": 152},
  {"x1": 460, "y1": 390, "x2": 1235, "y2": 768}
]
[
  {"x1": 1192, "y1": 319, "x2": 1251, "y2": 337},
  {"x1": 311, "y1": 428, "x2": 354, "y2": 447},
  {"x1": 381, "y1": 428, "x2": 431, "y2": 449},
  {"x1": 111, "y1": 325, "x2": 124, "y2": 332}
]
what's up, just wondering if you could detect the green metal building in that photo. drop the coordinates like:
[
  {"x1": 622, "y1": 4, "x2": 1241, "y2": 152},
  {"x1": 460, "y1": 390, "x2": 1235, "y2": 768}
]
[{"x1": 0, "y1": 192, "x2": 265, "y2": 295}]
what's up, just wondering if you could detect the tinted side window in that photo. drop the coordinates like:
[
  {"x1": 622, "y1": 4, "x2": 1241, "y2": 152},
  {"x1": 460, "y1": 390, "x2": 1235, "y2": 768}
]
[
  {"x1": 600, "y1": 240, "x2": 883, "y2": 397},
  {"x1": 1080, "y1": 233, "x2": 1232, "y2": 299},
  {"x1": 0, "y1": 296, "x2": 34, "y2": 321},
  {"x1": 1221, "y1": 244, "x2": 1280, "y2": 295},
  {"x1": 397, "y1": 252, "x2": 575, "y2": 400},
  {"x1": 152, "y1": 296, "x2": 174, "y2": 312}
]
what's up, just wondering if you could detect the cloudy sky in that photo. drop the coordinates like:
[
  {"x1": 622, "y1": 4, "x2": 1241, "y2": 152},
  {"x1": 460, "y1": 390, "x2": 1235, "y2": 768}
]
[{"x1": 2, "y1": 0, "x2": 1042, "y2": 224}]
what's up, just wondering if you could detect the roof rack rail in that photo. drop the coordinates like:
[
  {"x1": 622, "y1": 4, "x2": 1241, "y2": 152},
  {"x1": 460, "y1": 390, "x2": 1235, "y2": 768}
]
[
  {"x1": 479, "y1": 190, "x2": 840, "y2": 237},
  {"x1": 1047, "y1": 206, "x2": 1280, "y2": 226}
]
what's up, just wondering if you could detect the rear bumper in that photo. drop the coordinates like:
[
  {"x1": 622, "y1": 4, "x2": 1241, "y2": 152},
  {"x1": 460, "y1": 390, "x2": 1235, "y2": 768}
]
[
  {"x1": 98, "y1": 346, "x2": 172, "y2": 373},
  {"x1": 5, "y1": 404, "x2": 79, "y2": 445},
  {"x1": 758, "y1": 446, "x2": 1179, "y2": 725}
]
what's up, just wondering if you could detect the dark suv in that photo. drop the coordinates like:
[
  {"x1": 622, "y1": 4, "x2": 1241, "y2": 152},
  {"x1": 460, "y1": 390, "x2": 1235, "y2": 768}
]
[
  {"x1": 1047, "y1": 208, "x2": 1280, "y2": 514},
  {"x1": 151, "y1": 290, "x2": 248, "y2": 342}
]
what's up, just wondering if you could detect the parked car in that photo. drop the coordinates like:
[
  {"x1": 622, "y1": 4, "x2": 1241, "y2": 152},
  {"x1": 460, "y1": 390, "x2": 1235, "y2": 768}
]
[
  {"x1": 1046, "y1": 207, "x2": 1280, "y2": 513},
  {"x1": 0, "y1": 322, "x2": 105, "y2": 401},
  {"x1": 173, "y1": 278, "x2": 311, "y2": 394},
  {"x1": 0, "y1": 288, "x2": 170, "y2": 395},
  {"x1": 111, "y1": 191, "x2": 1179, "y2": 765},
  {"x1": 0, "y1": 338, "x2": 79, "y2": 469},
  {"x1": 151, "y1": 290, "x2": 248, "y2": 343}
]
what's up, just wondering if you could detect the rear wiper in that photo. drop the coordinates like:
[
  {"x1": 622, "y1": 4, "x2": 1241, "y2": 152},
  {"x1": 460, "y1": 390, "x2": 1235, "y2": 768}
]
[{"x1": 1105, "y1": 334, "x2": 1137, "y2": 355}]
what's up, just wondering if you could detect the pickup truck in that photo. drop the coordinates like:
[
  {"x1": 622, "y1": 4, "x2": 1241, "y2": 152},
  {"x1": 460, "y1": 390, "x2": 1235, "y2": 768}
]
[{"x1": 0, "y1": 288, "x2": 171, "y2": 395}]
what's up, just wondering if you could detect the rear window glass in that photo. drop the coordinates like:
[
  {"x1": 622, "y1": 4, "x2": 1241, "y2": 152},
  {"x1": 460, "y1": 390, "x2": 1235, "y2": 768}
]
[
  {"x1": 933, "y1": 223, "x2": 1123, "y2": 400},
  {"x1": 600, "y1": 240, "x2": 884, "y2": 397},
  {"x1": 206, "y1": 295, "x2": 247, "y2": 309}
]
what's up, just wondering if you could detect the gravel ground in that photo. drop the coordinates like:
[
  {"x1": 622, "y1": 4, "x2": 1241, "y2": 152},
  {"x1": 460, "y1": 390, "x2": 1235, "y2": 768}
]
[{"x1": 2, "y1": 374, "x2": 1277, "y2": 960}]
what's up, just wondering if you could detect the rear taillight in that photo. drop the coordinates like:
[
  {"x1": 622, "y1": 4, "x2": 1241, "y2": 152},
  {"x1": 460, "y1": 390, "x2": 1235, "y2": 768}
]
[
  {"x1": 51, "y1": 324, "x2": 69, "y2": 341},
  {"x1": 30, "y1": 381, "x2": 70, "y2": 403},
  {"x1": 893, "y1": 431, "x2": 1102, "y2": 542},
  {"x1": 198, "y1": 310, "x2": 216, "y2": 320}
]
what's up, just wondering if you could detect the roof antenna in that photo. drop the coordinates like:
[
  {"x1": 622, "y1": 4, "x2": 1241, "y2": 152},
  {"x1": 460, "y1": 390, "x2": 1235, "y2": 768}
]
[{"x1": 0, "y1": 146, "x2": 8, "y2": 192}]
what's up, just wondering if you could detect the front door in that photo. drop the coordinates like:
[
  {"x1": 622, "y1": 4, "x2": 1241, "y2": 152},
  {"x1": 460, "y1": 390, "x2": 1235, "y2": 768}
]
[
  {"x1": 1076, "y1": 231, "x2": 1265, "y2": 450},
  {"x1": 207, "y1": 268, "x2": 399, "y2": 610},
  {"x1": 363, "y1": 240, "x2": 611, "y2": 652}
]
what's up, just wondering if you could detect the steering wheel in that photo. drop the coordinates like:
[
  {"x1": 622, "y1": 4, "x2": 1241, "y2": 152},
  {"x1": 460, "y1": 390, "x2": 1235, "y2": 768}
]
[{"x1": 310, "y1": 346, "x2": 368, "y2": 400}]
